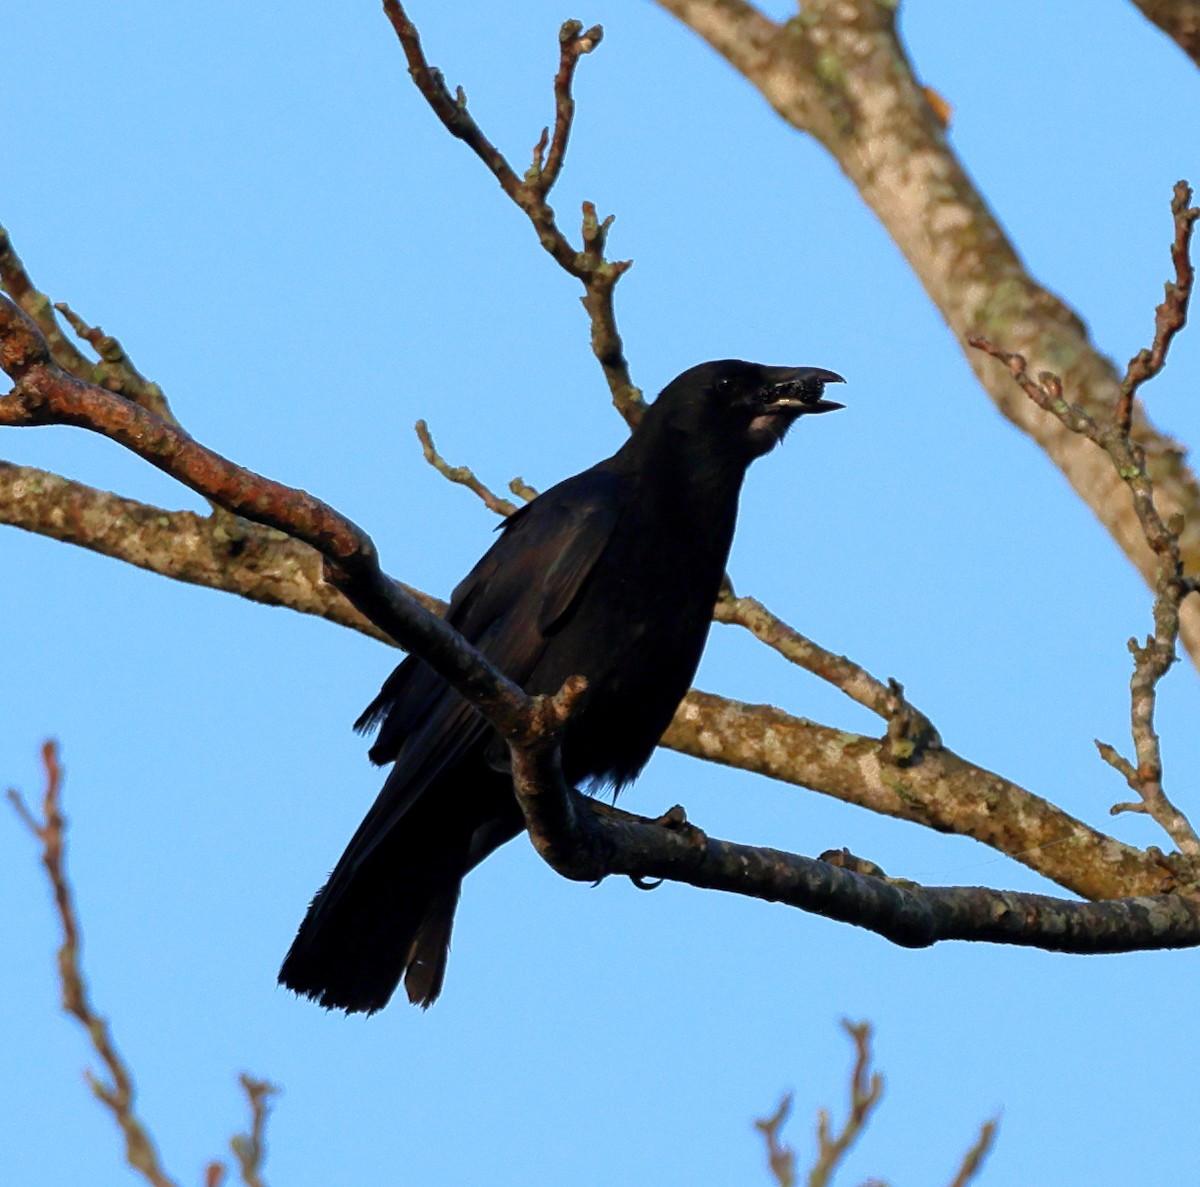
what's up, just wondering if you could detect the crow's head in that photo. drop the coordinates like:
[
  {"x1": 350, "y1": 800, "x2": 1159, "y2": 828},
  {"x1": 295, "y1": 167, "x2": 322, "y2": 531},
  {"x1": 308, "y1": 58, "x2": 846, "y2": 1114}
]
[{"x1": 656, "y1": 359, "x2": 845, "y2": 460}]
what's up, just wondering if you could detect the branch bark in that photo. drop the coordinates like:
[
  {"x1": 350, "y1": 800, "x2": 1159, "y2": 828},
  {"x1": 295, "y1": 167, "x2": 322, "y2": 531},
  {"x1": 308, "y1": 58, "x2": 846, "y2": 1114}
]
[
  {"x1": 5, "y1": 292, "x2": 1199, "y2": 954},
  {"x1": 3, "y1": 451, "x2": 1183, "y2": 899},
  {"x1": 654, "y1": 0, "x2": 1200, "y2": 669},
  {"x1": 1130, "y1": 0, "x2": 1200, "y2": 68},
  {"x1": 5, "y1": 6, "x2": 1200, "y2": 966}
]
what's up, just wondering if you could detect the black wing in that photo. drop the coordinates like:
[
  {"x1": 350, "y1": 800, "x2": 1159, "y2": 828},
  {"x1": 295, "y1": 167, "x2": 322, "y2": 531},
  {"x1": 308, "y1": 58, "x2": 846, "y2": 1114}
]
[{"x1": 339, "y1": 467, "x2": 626, "y2": 868}]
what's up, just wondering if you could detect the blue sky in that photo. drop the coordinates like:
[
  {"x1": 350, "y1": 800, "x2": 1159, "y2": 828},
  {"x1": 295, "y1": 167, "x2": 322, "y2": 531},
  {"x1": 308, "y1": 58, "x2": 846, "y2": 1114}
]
[{"x1": 4, "y1": 2, "x2": 1199, "y2": 1184}]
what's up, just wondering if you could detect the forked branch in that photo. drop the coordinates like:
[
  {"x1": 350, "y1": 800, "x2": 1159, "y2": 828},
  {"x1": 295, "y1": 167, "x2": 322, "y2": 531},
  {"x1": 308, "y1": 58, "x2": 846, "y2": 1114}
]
[
  {"x1": 381, "y1": 0, "x2": 641, "y2": 421},
  {"x1": 970, "y1": 182, "x2": 1200, "y2": 859},
  {"x1": 5, "y1": 295, "x2": 1199, "y2": 954},
  {"x1": 755, "y1": 1022, "x2": 996, "y2": 1187}
]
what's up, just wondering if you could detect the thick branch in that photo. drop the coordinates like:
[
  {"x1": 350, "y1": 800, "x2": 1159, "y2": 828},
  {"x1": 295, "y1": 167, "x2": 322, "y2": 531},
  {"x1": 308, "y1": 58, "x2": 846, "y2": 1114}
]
[
  {"x1": 2, "y1": 456, "x2": 1185, "y2": 901},
  {"x1": 0, "y1": 295, "x2": 533, "y2": 737},
  {"x1": 1130, "y1": 0, "x2": 1200, "y2": 68},
  {"x1": 655, "y1": 0, "x2": 1200, "y2": 669},
  {"x1": 7, "y1": 297, "x2": 1198, "y2": 949},
  {"x1": 511, "y1": 757, "x2": 1200, "y2": 954}
]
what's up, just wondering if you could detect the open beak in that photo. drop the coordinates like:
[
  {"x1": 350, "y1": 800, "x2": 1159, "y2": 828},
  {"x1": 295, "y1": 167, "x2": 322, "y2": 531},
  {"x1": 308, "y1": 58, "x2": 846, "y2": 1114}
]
[{"x1": 764, "y1": 366, "x2": 846, "y2": 415}]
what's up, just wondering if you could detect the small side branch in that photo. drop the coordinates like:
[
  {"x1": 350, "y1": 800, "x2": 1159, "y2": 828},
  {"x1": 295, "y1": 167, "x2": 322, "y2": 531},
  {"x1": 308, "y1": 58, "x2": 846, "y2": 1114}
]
[
  {"x1": 7, "y1": 742, "x2": 179, "y2": 1187},
  {"x1": 758, "y1": 1023, "x2": 996, "y2": 1187},
  {"x1": 0, "y1": 224, "x2": 178, "y2": 423},
  {"x1": 231, "y1": 1074, "x2": 279, "y2": 1187},
  {"x1": 755, "y1": 1094, "x2": 796, "y2": 1187},
  {"x1": 946, "y1": 1119, "x2": 998, "y2": 1187},
  {"x1": 715, "y1": 591, "x2": 941, "y2": 761},
  {"x1": 808, "y1": 1020, "x2": 884, "y2": 1187},
  {"x1": 414, "y1": 419, "x2": 519, "y2": 516},
  {"x1": 1116, "y1": 181, "x2": 1198, "y2": 433},
  {"x1": 381, "y1": 0, "x2": 642, "y2": 422},
  {"x1": 969, "y1": 181, "x2": 1200, "y2": 859}
]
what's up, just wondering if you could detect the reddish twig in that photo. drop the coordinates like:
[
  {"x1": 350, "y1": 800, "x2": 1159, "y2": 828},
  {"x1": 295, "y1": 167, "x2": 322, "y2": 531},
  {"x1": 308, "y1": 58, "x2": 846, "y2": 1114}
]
[
  {"x1": 529, "y1": 20, "x2": 602, "y2": 196},
  {"x1": 380, "y1": 0, "x2": 642, "y2": 423},
  {"x1": 7, "y1": 742, "x2": 180, "y2": 1187}
]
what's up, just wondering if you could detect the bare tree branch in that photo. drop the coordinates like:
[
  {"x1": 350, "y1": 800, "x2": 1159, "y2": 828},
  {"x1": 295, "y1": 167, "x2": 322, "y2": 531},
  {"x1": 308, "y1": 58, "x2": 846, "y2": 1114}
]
[
  {"x1": 1, "y1": 449, "x2": 1179, "y2": 900},
  {"x1": 9, "y1": 742, "x2": 281, "y2": 1187},
  {"x1": 755, "y1": 1093, "x2": 797, "y2": 1187},
  {"x1": 0, "y1": 223, "x2": 178, "y2": 423},
  {"x1": 757, "y1": 1022, "x2": 996, "y2": 1187},
  {"x1": 382, "y1": 0, "x2": 642, "y2": 422},
  {"x1": 414, "y1": 419, "x2": 520, "y2": 516},
  {"x1": 230, "y1": 1074, "x2": 278, "y2": 1187},
  {"x1": 8, "y1": 742, "x2": 179, "y2": 1187},
  {"x1": 5, "y1": 8, "x2": 1200, "y2": 964},
  {"x1": 654, "y1": 0, "x2": 1200, "y2": 671},
  {"x1": 971, "y1": 184, "x2": 1199, "y2": 857},
  {"x1": 6, "y1": 294, "x2": 1200, "y2": 951},
  {"x1": 946, "y1": 1119, "x2": 998, "y2": 1187},
  {"x1": 1117, "y1": 181, "x2": 1198, "y2": 433},
  {"x1": 808, "y1": 1021, "x2": 883, "y2": 1187}
]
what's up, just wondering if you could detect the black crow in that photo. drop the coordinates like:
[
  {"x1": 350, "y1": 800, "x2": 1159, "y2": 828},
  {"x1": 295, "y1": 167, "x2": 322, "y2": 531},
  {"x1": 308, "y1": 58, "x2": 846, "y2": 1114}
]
[{"x1": 280, "y1": 359, "x2": 843, "y2": 1012}]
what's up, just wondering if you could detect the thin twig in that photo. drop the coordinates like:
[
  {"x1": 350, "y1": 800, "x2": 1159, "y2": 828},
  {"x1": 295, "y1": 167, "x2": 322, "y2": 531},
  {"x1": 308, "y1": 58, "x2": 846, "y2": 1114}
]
[
  {"x1": 1116, "y1": 181, "x2": 1197, "y2": 432},
  {"x1": 968, "y1": 182, "x2": 1200, "y2": 858},
  {"x1": 231, "y1": 1074, "x2": 279, "y2": 1187},
  {"x1": 509, "y1": 475, "x2": 539, "y2": 502},
  {"x1": 7, "y1": 742, "x2": 180, "y2": 1187},
  {"x1": 714, "y1": 592, "x2": 941, "y2": 760},
  {"x1": 0, "y1": 224, "x2": 178, "y2": 423},
  {"x1": 528, "y1": 20, "x2": 602, "y2": 196},
  {"x1": 53, "y1": 300, "x2": 179, "y2": 423},
  {"x1": 755, "y1": 1094, "x2": 797, "y2": 1187},
  {"x1": 415, "y1": 419, "x2": 518, "y2": 515},
  {"x1": 0, "y1": 223, "x2": 95, "y2": 377},
  {"x1": 807, "y1": 1020, "x2": 883, "y2": 1187},
  {"x1": 380, "y1": 0, "x2": 642, "y2": 422},
  {"x1": 946, "y1": 1118, "x2": 998, "y2": 1187}
]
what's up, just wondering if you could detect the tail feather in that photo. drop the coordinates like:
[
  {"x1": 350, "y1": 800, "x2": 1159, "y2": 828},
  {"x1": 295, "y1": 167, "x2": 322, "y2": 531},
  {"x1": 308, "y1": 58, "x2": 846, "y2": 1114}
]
[
  {"x1": 280, "y1": 761, "x2": 524, "y2": 1013},
  {"x1": 401, "y1": 884, "x2": 461, "y2": 1008},
  {"x1": 279, "y1": 850, "x2": 462, "y2": 1014}
]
